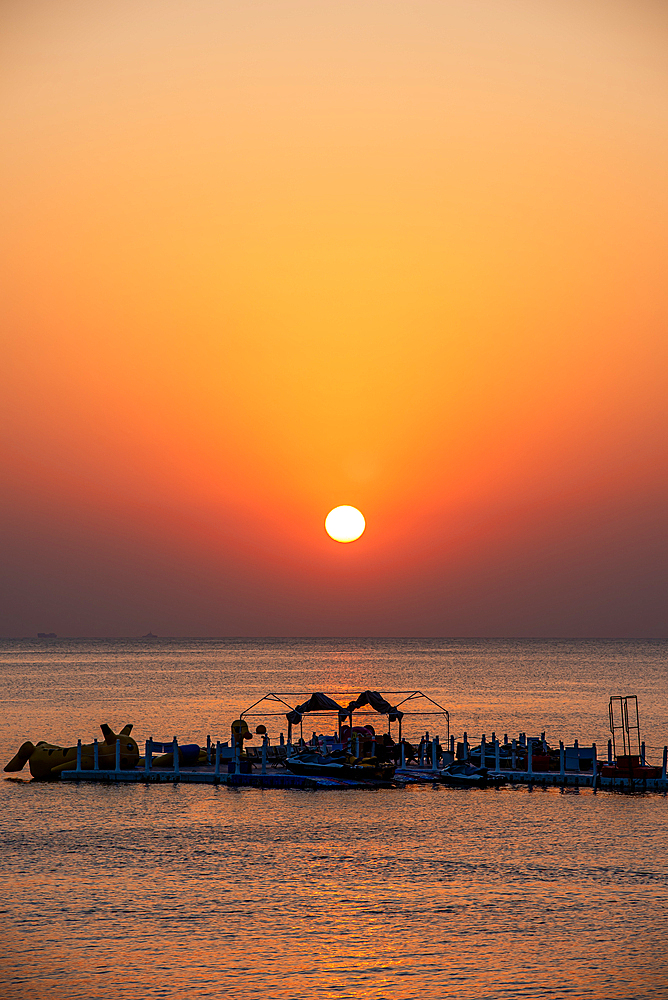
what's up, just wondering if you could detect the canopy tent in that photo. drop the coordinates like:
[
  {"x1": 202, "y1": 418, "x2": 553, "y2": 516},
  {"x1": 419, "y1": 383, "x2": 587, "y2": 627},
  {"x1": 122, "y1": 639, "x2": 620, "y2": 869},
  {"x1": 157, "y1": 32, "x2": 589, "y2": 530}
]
[{"x1": 239, "y1": 689, "x2": 449, "y2": 743}]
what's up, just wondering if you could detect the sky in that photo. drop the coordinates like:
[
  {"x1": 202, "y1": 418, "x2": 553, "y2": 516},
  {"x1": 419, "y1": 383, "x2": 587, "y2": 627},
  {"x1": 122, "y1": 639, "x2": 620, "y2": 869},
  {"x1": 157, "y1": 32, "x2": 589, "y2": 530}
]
[{"x1": 2, "y1": 0, "x2": 668, "y2": 637}]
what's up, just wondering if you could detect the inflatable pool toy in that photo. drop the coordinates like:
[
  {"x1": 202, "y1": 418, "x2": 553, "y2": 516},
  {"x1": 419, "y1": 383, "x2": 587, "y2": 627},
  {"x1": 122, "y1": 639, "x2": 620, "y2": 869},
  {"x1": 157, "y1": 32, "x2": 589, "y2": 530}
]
[
  {"x1": 4, "y1": 723, "x2": 139, "y2": 778},
  {"x1": 3, "y1": 723, "x2": 140, "y2": 779}
]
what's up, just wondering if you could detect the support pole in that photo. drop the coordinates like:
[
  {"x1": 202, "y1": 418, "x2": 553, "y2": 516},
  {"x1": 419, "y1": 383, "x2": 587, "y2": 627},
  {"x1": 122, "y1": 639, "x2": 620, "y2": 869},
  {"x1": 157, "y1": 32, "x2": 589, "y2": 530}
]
[
  {"x1": 400, "y1": 740, "x2": 406, "y2": 769},
  {"x1": 261, "y1": 735, "x2": 267, "y2": 775},
  {"x1": 173, "y1": 738, "x2": 179, "y2": 777},
  {"x1": 431, "y1": 737, "x2": 438, "y2": 771},
  {"x1": 215, "y1": 741, "x2": 221, "y2": 779},
  {"x1": 641, "y1": 741, "x2": 646, "y2": 765},
  {"x1": 494, "y1": 738, "x2": 500, "y2": 773},
  {"x1": 76, "y1": 739, "x2": 82, "y2": 773},
  {"x1": 206, "y1": 735, "x2": 211, "y2": 765},
  {"x1": 450, "y1": 735, "x2": 455, "y2": 756},
  {"x1": 480, "y1": 735, "x2": 486, "y2": 769},
  {"x1": 559, "y1": 740, "x2": 565, "y2": 781},
  {"x1": 608, "y1": 739, "x2": 613, "y2": 764},
  {"x1": 115, "y1": 739, "x2": 121, "y2": 773},
  {"x1": 93, "y1": 738, "x2": 99, "y2": 771},
  {"x1": 527, "y1": 739, "x2": 533, "y2": 777},
  {"x1": 592, "y1": 743, "x2": 598, "y2": 792},
  {"x1": 511, "y1": 739, "x2": 517, "y2": 770},
  {"x1": 463, "y1": 732, "x2": 469, "y2": 761},
  {"x1": 145, "y1": 738, "x2": 152, "y2": 774},
  {"x1": 662, "y1": 746, "x2": 667, "y2": 781}
]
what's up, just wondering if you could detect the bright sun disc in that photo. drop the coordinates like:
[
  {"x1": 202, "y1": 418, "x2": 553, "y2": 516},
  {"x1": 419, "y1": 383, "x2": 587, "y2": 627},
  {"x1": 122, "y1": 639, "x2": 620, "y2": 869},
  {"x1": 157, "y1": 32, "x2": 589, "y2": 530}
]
[{"x1": 325, "y1": 505, "x2": 366, "y2": 543}]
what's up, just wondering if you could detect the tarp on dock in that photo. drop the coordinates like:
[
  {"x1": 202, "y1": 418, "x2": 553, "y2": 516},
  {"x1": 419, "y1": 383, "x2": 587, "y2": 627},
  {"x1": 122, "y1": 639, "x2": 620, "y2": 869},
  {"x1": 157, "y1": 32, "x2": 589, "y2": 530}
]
[
  {"x1": 285, "y1": 691, "x2": 404, "y2": 725},
  {"x1": 286, "y1": 693, "x2": 345, "y2": 724},
  {"x1": 346, "y1": 691, "x2": 403, "y2": 721}
]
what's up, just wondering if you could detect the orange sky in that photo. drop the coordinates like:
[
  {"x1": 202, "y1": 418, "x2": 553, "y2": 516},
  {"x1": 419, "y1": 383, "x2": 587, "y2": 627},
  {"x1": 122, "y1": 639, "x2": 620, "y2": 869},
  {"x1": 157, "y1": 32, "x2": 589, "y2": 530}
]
[{"x1": 2, "y1": 0, "x2": 668, "y2": 636}]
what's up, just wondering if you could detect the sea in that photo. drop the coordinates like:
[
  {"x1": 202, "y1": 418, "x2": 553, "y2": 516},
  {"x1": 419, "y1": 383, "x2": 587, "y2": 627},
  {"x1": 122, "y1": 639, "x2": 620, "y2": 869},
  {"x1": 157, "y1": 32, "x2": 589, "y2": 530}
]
[{"x1": 1, "y1": 637, "x2": 667, "y2": 1000}]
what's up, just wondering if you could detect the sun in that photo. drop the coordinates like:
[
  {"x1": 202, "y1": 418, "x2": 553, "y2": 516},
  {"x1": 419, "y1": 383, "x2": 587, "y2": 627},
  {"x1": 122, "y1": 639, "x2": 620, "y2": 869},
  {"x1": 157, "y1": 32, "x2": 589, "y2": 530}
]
[{"x1": 325, "y1": 505, "x2": 366, "y2": 543}]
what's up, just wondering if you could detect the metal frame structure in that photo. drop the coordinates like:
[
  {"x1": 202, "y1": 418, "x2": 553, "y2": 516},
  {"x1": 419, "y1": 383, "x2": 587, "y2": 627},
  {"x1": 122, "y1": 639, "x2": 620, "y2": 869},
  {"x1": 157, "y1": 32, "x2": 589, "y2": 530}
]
[
  {"x1": 609, "y1": 695, "x2": 641, "y2": 758},
  {"x1": 240, "y1": 690, "x2": 449, "y2": 744}
]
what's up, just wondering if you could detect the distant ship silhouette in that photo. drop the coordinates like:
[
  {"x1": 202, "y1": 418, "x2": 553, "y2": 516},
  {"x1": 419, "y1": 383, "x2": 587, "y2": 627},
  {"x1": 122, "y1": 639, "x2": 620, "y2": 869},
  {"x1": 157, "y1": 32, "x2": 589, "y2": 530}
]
[
  {"x1": 37, "y1": 632, "x2": 57, "y2": 638},
  {"x1": 142, "y1": 632, "x2": 158, "y2": 638}
]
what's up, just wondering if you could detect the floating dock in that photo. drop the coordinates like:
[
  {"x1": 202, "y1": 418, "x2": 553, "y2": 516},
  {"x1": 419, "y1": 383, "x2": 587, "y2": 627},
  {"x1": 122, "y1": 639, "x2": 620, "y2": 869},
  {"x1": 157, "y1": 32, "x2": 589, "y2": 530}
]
[
  {"x1": 13, "y1": 692, "x2": 668, "y2": 793},
  {"x1": 59, "y1": 762, "x2": 668, "y2": 792},
  {"x1": 60, "y1": 766, "x2": 397, "y2": 790}
]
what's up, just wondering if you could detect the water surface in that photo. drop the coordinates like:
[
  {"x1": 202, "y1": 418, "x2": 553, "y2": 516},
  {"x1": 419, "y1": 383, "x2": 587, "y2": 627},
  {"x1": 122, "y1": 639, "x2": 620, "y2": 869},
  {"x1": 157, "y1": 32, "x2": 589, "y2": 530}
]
[{"x1": 1, "y1": 638, "x2": 667, "y2": 999}]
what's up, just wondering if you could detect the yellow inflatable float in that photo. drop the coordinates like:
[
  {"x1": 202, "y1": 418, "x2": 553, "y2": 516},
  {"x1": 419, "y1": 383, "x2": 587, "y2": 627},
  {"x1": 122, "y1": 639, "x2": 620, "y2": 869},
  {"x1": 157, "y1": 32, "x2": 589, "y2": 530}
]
[{"x1": 4, "y1": 723, "x2": 140, "y2": 779}]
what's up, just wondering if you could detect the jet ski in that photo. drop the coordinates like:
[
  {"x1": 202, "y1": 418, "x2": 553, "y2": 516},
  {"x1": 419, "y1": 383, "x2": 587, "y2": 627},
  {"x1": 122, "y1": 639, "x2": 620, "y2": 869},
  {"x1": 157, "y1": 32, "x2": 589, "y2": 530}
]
[
  {"x1": 439, "y1": 762, "x2": 507, "y2": 788},
  {"x1": 285, "y1": 749, "x2": 395, "y2": 781}
]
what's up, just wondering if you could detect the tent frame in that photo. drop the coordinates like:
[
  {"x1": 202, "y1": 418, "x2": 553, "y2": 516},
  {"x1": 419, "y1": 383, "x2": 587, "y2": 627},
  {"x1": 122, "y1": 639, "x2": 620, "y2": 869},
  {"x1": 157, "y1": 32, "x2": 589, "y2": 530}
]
[{"x1": 240, "y1": 690, "x2": 450, "y2": 744}]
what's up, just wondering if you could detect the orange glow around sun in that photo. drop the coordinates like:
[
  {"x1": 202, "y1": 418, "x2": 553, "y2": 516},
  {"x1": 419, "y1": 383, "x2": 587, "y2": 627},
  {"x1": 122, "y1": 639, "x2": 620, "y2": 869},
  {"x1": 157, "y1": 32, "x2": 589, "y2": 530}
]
[{"x1": 2, "y1": 0, "x2": 668, "y2": 635}]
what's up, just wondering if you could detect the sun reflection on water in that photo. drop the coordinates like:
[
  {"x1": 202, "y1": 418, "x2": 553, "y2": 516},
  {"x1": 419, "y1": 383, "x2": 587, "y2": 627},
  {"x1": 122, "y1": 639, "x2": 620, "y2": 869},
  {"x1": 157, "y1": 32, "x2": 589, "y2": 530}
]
[{"x1": 2, "y1": 639, "x2": 668, "y2": 998}]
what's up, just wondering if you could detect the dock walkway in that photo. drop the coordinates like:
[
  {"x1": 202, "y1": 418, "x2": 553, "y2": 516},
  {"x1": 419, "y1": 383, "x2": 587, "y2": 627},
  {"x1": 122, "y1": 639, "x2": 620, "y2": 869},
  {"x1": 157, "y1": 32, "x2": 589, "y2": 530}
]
[
  {"x1": 60, "y1": 765, "x2": 395, "y2": 790},
  {"x1": 60, "y1": 764, "x2": 668, "y2": 791}
]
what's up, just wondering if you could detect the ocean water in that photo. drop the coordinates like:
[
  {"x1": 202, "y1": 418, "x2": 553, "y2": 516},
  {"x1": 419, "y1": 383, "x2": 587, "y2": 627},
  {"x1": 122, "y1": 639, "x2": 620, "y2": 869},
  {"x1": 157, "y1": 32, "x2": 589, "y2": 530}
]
[{"x1": 1, "y1": 638, "x2": 667, "y2": 1000}]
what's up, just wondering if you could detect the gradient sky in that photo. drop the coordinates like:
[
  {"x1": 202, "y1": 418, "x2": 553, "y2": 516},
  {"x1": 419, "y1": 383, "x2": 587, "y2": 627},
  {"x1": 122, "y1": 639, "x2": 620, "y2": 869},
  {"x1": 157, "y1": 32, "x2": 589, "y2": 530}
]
[{"x1": 2, "y1": 0, "x2": 668, "y2": 636}]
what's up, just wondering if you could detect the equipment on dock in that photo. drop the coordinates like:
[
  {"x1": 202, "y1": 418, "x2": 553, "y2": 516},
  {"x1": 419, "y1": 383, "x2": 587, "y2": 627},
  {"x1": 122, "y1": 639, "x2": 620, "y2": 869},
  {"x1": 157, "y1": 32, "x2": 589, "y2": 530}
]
[
  {"x1": 609, "y1": 696, "x2": 641, "y2": 760},
  {"x1": 6, "y1": 691, "x2": 665, "y2": 792},
  {"x1": 600, "y1": 754, "x2": 662, "y2": 780},
  {"x1": 140, "y1": 742, "x2": 206, "y2": 768},
  {"x1": 3, "y1": 723, "x2": 139, "y2": 779},
  {"x1": 239, "y1": 689, "x2": 450, "y2": 748},
  {"x1": 285, "y1": 748, "x2": 396, "y2": 782},
  {"x1": 601, "y1": 696, "x2": 662, "y2": 781},
  {"x1": 439, "y1": 762, "x2": 507, "y2": 788}
]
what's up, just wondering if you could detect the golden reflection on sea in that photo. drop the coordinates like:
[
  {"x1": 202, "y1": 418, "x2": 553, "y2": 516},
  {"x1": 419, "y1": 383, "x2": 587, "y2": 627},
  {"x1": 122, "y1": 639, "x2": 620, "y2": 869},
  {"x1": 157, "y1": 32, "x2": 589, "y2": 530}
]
[
  {"x1": 2, "y1": 639, "x2": 668, "y2": 999},
  {"x1": 2, "y1": 779, "x2": 667, "y2": 1000}
]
